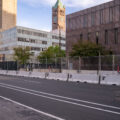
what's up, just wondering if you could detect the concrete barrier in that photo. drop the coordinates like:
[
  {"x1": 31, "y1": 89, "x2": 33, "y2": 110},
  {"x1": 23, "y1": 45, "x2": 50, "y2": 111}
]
[
  {"x1": 0, "y1": 70, "x2": 120, "y2": 86},
  {"x1": 7, "y1": 71, "x2": 17, "y2": 76},
  {"x1": 101, "y1": 74, "x2": 120, "y2": 86},
  {"x1": 0, "y1": 70, "x2": 7, "y2": 75},
  {"x1": 69, "y1": 73, "x2": 98, "y2": 84},
  {"x1": 48, "y1": 73, "x2": 67, "y2": 81},
  {"x1": 18, "y1": 71, "x2": 30, "y2": 77},
  {"x1": 31, "y1": 72, "x2": 45, "y2": 78}
]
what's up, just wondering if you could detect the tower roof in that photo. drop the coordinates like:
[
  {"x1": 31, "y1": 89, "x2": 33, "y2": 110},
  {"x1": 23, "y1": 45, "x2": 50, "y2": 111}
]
[{"x1": 53, "y1": 0, "x2": 65, "y2": 9}]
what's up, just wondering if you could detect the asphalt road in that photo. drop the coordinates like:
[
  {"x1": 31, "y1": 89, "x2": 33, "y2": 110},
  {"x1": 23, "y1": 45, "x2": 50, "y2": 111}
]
[{"x1": 0, "y1": 74, "x2": 120, "y2": 120}]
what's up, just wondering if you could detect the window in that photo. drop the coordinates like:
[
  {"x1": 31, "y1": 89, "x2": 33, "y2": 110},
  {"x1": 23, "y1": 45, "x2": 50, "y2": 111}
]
[
  {"x1": 31, "y1": 47, "x2": 41, "y2": 51},
  {"x1": 100, "y1": 10, "x2": 104, "y2": 24},
  {"x1": 52, "y1": 35, "x2": 59, "y2": 40},
  {"x1": 18, "y1": 37, "x2": 26, "y2": 42},
  {"x1": 83, "y1": 15, "x2": 87, "y2": 27},
  {"x1": 53, "y1": 16, "x2": 57, "y2": 23},
  {"x1": 17, "y1": 29, "x2": 48, "y2": 38},
  {"x1": 18, "y1": 38, "x2": 37, "y2": 43},
  {"x1": 114, "y1": 28, "x2": 118, "y2": 44},
  {"x1": 42, "y1": 41, "x2": 47, "y2": 45},
  {"x1": 105, "y1": 30, "x2": 108, "y2": 45},
  {"x1": 60, "y1": 10, "x2": 65, "y2": 16},
  {"x1": 29, "y1": 39, "x2": 35, "y2": 43},
  {"x1": 91, "y1": 12, "x2": 96, "y2": 26},
  {"x1": 109, "y1": 7, "x2": 113, "y2": 22},
  {"x1": 52, "y1": 42, "x2": 59, "y2": 46}
]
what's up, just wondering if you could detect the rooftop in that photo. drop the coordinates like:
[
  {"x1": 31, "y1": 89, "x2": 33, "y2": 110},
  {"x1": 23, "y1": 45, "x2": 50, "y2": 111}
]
[{"x1": 53, "y1": 0, "x2": 65, "y2": 9}]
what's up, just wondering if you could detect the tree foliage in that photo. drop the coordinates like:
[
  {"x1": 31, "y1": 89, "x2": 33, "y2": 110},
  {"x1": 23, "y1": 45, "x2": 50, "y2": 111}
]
[
  {"x1": 37, "y1": 46, "x2": 65, "y2": 63},
  {"x1": 70, "y1": 41, "x2": 113, "y2": 57},
  {"x1": 13, "y1": 47, "x2": 33, "y2": 65}
]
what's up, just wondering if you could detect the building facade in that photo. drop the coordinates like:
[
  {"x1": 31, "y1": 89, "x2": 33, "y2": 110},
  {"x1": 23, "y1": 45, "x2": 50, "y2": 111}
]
[
  {"x1": 0, "y1": 0, "x2": 17, "y2": 32},
  {"x1": 66, "y1": 0, "x2": 120, "y2": 55},
  {"x1": 52, "y1": 0, "x2": 66, "y2": 32},
  {"x1": 0, "y1": 26, "x2": 66, "y2": 61}
]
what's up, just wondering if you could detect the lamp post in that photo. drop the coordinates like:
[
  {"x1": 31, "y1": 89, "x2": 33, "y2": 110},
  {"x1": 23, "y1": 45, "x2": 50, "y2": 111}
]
[
  {"x1": 53, "y1": 23, "x2": 62, "y2": 72},
  {"x1": 58, "y1": 25, "x2": 62, "y2": 73}
]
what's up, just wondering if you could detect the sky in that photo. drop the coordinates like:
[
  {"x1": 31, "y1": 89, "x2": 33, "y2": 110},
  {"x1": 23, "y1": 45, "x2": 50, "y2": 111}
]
[{"x1": 17, "y1": 0, "x2": 112, "y2": 31}]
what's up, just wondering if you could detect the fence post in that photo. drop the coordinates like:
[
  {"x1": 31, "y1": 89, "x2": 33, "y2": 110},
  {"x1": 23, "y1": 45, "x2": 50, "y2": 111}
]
[
  {"x1": 67, "y1": 56, "x2": 69, "y2": 70},
  {"x1": 17, "y1": 61, "x2": 19, "y2": 74},
  {"x1": 6, "y1": 60, "x2": 8, "y2": 73},
  {"x1": 112, "y1": 55, "x2": 115, "y2": 73},
  {"x1": 61, "y1": 57, "x2": 62, "y2": 72},
  {"x1": 46, "y1": 58, "x2": 47, "y2": 69},
  {"x1": 55, "y1": 57, "x2": 57, "y2": 69},
  {"x1": 78, "y1": 56, "x2": 81, "y2": 73},
  {"x1": 98, "y1": 52, "x2": 101, "y2": 84}
]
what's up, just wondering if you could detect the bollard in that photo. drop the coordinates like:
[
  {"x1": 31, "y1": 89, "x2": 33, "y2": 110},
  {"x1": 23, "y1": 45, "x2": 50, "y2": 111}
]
[
  {"x1": 67, "y1": 73, "x2": 72, "y2": 82},
  {"x1": 45, "y1": 72, "x2": 49, "y2": 79},
  {"x1": 98, "y1": 75, "x2": 101, "y2": 85}
]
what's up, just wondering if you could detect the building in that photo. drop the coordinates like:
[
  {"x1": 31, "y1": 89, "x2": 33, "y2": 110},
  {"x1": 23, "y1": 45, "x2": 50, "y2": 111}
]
[
  {"x1": 66, "y1": 0, "x2": 120, "y2": 55},
  {"x1": 0, "y1": 26, "x2": 66, "y2": 61},
  {"x1": 0, "y1": 0, "x2": 17, "y2": 32},
  {"x1": 52, "y1": 0, "x2": 66, "y2": 32},
  {"x1": 0, "y1": 0, "x2": 66, "y2": 61}
]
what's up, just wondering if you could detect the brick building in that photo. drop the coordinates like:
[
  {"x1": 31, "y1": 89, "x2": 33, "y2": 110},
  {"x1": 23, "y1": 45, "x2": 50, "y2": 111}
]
[{"x1": 66, "y1": 0, "x2": 120, "y2": 55}]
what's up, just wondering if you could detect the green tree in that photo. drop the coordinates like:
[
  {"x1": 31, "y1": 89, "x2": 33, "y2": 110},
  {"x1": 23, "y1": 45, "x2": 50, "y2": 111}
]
[
  {"x1": 37, "y1": 46, "x2": 65, "y2": 63},
  {"x1": 70, "y1": 41, "x2": 112, "y2": 57},
  {"x1": 13, "y1": 47, "x2": 33, "y2": 65}
]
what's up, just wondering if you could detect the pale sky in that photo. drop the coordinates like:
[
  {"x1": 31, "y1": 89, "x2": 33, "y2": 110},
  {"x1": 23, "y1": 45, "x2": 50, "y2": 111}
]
[{"x1": 17, "y1": 0, "x2": 112, "y2": 31}]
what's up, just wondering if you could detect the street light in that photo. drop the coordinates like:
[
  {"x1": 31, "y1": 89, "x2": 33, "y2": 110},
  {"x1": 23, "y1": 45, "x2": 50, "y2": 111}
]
[
  {"x1": 58, "y1": 25, "x2": 62, "y2": 73},
  {"x1": 53, "y1": 23, "x2": 62, "y2": 73}
]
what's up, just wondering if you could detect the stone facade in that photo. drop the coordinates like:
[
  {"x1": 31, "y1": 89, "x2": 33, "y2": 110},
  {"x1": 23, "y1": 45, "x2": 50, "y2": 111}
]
[
  {"x1": 52, "y1": 0, "x2": 66, "y2": 32},
  {"x1": 0, "y1": 0, "x2": 17, "y2": 32},
  {"x1": 66, "y1": 0, "x2": 120, "y2": 55}
]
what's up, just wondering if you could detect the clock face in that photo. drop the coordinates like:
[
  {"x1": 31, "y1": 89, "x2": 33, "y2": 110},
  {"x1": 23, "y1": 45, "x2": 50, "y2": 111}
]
[
  {"x1": 60, "y1": 10, "x2": 65, "y2": 16},
  {"x1": 53, "y1": 16, "x2": 57, "y2": 23}
]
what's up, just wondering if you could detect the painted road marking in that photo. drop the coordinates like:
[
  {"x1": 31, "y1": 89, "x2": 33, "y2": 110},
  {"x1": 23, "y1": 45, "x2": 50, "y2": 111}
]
[
  {"x1": 0, "y1": 84, "x2": 120, "y2": 115},
  {"x1": 0, "y1": 95, "x2": 65, "y2": 120},
  {"x1": 0, "y1": 82, "x2": 120, "y2": 110}
]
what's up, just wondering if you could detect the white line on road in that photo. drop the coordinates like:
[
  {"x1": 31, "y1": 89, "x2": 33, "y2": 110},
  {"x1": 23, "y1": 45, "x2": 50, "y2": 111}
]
[
  {"x1": 0, "y1": 82, "x2": 119, "y2": 110},
  {"x1": 0, "y1": 95, "x2": 65, "y2": 120},
  {"x1": 0, "y1": 84, "x2": 120, "y2": 115}
]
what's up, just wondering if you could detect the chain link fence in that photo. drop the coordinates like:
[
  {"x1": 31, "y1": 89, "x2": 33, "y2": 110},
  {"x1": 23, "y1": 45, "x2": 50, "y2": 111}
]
[{"x1": 0, "y1": 55, "x2": 120, "y2": 74}]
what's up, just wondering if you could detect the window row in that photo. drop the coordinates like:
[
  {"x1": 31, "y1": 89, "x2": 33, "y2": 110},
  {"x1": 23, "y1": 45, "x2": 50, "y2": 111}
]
[
  {"x1": 18, "y1": 37, "x2": 48, "y2": 45},
  {"x1": 68, "y1": 6, "x2": 120, "y2": 29},
  {"x1": 79, "y1": 28, "x2": 119, "y2": 45},
  {"x1": 17, "y1": 29, "x2": 48, "y2": 38},
  {"x1": 52, "y1": 35, "x2": 66, "y2": 40}
]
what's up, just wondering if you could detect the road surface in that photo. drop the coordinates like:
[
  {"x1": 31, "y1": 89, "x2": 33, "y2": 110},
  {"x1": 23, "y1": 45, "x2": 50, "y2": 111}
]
[{"x1": 0, "y1": 74, "x2": 120, "y2": 120}]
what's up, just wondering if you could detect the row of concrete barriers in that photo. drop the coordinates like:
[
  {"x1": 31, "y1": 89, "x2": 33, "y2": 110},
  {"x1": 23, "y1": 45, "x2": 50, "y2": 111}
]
[{"x1": 0, "y1": 70, "x2": 120, "y2": 86}]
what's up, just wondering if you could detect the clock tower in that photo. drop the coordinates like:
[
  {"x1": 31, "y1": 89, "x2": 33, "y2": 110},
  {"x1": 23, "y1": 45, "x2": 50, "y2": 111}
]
[{"x1": 52, "y1": 0, "x2": 65, "y2": 32}]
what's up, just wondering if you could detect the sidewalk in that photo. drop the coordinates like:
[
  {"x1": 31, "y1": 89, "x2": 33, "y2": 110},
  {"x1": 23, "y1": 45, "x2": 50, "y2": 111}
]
[{"x1": 0, "y1": 97, "x2": 56, "y2": 120}]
